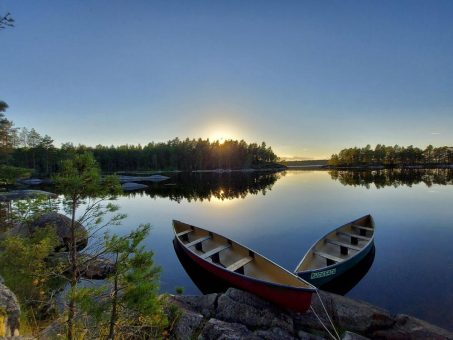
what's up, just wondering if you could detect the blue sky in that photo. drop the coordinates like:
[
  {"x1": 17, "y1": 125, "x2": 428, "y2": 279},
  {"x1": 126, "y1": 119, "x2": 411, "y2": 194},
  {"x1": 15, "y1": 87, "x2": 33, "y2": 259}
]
[{"x1": 1, "y1": 1, "x2": 452, "y2": 159}]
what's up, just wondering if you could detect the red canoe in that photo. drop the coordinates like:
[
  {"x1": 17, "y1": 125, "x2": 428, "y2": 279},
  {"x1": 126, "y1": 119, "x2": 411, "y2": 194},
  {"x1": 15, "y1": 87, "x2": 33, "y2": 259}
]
[{"x1": 173, "y1": 220, "x2": 316, "y2": 313}]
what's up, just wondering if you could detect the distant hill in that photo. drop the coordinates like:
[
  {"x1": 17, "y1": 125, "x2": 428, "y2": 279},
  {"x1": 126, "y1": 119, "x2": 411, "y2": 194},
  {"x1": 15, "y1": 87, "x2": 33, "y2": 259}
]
[{"x1": 282, "y1": 160, "x2": 328, "y2": 167}]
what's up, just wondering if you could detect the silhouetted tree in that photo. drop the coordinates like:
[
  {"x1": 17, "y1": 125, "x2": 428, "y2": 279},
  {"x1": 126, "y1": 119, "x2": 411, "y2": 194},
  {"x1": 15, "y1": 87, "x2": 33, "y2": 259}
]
[{"x1": 0, "y1": 12, "x2": 14, "y2": 30}]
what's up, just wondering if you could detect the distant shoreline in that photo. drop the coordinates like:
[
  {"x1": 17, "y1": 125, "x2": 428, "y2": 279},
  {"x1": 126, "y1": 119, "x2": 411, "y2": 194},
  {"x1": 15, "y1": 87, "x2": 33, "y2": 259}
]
[{"x1": 286, "y1": 164, "x2": 453, "y2": 170}]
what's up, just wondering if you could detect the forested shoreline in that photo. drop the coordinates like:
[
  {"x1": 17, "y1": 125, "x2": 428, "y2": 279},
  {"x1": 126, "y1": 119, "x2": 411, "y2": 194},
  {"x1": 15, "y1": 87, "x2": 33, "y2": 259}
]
[
  {"x1": 1, "y1": 101, "x2": 279, "y2": 177},
  {"x1": 13, "y1": 137, "x2": 279, "y2": 174},
  {"x1": 328, "y1": 144, "x2": 453, "y2": 167}
]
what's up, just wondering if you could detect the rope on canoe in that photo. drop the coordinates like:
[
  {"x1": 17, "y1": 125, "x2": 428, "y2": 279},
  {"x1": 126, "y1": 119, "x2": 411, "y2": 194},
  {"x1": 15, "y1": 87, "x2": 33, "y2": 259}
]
[
  {"x1": 310, "y1": 289, "x2": 341, "y2": 340},
  {"x1": 309, "y1": 305, "x2": 338, "y2": 340}
]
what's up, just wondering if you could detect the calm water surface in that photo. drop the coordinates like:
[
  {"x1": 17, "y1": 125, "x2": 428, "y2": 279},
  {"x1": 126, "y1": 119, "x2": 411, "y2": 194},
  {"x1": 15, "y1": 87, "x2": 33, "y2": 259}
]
[{"x1": 110, "y1": 170, "x2": 453, "y2": 330}]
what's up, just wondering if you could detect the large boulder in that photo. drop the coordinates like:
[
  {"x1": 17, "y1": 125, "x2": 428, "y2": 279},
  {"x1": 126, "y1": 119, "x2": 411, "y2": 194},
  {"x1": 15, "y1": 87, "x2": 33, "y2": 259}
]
[
  {"x1": 79, "y1": 255, "x2": 114, "y2": 279},
  {"x1": 47, "y1": 253, "x2": 115, "y2": 280},
  {"x1": 170, "y1": 293, "x2": 218, "y2": 318},
  {"x1": 215, "y1": 288, "x2": 294, "y2": 334},
  {"x1": 0, "y1": 283, "x2": 20, "y2": 337},
  {"x1": 9, "y1": 212, "x2": 88, "y2": 251},
  {"x1": 198, "y1": 319, "x2": 252, "y2": 340},
  {"x1": 293, "y1": 290, "x2": 395, "y2": 336},
  {"x1": 170, "y1": 308, "x2": 204, "y2": 340}
]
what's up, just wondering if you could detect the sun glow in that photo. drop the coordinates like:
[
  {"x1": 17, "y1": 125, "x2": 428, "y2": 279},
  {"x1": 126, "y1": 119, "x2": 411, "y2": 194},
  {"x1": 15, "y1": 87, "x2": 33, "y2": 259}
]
[{"x1": 209, "y1": 130, "x2": 236, "y2": 143}]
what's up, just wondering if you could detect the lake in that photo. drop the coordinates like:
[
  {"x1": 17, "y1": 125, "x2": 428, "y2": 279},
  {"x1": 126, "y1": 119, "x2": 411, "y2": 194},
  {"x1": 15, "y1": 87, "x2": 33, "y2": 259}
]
[{"x1": 109, "y1": 169, "x2": 453, "y2": 330}]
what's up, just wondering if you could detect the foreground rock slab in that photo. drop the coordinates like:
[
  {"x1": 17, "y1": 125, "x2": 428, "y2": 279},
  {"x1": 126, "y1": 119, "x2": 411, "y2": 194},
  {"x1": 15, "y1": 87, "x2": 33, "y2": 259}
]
[{"x1": 168, "y1": 288, "x2": 453, "y2": 340}]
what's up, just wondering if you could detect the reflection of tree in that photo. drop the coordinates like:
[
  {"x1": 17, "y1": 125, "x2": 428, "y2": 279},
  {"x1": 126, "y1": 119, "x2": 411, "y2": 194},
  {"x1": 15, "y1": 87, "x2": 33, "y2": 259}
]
[
  {"x1": 329, "y1": 169, "x2": 453, "y2": 188},
  {"x1": 122, "y1": 172, "x2": 283, "y2": 203}
]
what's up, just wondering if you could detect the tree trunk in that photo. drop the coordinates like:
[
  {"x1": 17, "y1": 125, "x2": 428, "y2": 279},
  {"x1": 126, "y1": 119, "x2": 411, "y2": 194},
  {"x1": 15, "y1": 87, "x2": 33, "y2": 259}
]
[
  {"x1": 108, "y1": 252, "x2": 119, "y2": 340},
  {"x1": 67, "y1": 199, "x2": 78, "y2": 340}
]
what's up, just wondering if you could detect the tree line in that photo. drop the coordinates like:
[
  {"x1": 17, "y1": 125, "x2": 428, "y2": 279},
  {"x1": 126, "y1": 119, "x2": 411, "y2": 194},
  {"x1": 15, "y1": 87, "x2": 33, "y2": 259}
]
[
  {"x1": 0, "y1": 101, "x2": 278, "y2": 177},
  {"x1": 328, "y1": 144, "x2": 453, "y2": 167}
]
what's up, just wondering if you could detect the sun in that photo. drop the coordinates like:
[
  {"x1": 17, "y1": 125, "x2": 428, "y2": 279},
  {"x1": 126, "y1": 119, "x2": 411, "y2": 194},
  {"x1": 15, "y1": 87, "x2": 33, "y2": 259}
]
[{"x1": 209, "y1": 130, "x2": 235, "y2": 143}]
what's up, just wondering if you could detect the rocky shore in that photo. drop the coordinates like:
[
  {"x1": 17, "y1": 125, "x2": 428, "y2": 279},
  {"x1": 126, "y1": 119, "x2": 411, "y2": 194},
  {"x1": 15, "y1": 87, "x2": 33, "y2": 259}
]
[
  {"x1": 1, "y1": 283, "x2": 452, "y2": 339},
  {"x1": 169, "y1": 288, "x2": 452, "y2": 340}
]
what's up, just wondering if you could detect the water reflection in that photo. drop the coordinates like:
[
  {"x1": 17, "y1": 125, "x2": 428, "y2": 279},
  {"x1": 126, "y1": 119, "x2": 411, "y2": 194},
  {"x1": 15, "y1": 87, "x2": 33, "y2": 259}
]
[
  {"x1": 121, "y1": 171, "x2": 283, "y2": 202},
  {"x1": 317, "y1": 245, "x2": 375, "y2": 295},
  {"x1": 329, "y1": 168, "x2": 453, "y2": 188},
  {"x1": 173, "y1": 238, "x2": 375, "y2": 297}
]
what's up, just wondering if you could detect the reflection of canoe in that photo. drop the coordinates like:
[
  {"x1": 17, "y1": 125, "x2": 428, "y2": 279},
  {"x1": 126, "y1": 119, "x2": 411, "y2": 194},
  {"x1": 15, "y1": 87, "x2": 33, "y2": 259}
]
[
  {"x1": 173, "y1": 220, "x2": 316, "y2": 313},
  {"x1": 294, "y1": 215, "x2": 375, "y2": 287},
  {"x1": 318, "y1": 245, "x2": 375, "y2": 295}
]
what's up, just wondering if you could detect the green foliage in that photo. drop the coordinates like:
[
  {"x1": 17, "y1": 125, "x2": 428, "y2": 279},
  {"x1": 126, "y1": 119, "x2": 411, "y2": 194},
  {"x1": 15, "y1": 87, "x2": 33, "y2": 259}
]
[
  {"x1": 0, "y1": 227, "x2": 60, "y2": 318},
  {"x1": 0, "y1": 102, "x2": 16, "y2": 164},
  {"x1": 329, "y1": 144, "x2": 453, "y2": 167},
  {"x1": 0, "y1": 195, "x2": 64, "y2": 333},
  {"x1": 175, "y1": 287, "x2": 184, "y2": 295},
  {"x1": 77, "y1": 224, "x2": 167, "y2": 339},
  {"x1": 54, "y1": 152, "x2": 120, "y2": 199},
  {"x1": 0, "y1": 165, "x2": 31, "y2": 185},
  {"x1": 10, "y1": 195, "x2": 59, "y2": 225}
]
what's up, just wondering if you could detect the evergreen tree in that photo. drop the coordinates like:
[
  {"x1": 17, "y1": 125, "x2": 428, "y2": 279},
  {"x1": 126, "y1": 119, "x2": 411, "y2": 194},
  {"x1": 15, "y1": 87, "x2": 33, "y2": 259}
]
[
  {"x1": 77, "y1": 224, "x2": 166, "y2": 339},
  {"x1": 53, "y1": 152, "x2": 122, "y2": 339}
]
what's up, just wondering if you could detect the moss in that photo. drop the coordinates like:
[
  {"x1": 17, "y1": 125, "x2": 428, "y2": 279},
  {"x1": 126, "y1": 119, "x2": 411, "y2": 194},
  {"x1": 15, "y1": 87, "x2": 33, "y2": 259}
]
[{"x1": 0, "y1": 309, "x2": 6, "y2": 336}]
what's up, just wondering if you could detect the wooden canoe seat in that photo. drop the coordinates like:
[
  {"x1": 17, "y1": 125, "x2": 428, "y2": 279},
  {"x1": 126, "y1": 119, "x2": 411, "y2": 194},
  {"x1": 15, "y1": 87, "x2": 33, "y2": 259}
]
[
  {"x1": 337, "y1": 231, "x2": 370, "y2": 245},
  {"x1": 200, "y1": 244, "x2": 231, "y2": 259},
  {"x1": 314, "y1": 251, "x2": 343, "y2": 266},
  {"x1": 351, "y1": 224, "x2": 373, "y2": 236},
  {"x1": 326, "y1": 239, "x2": 362, "y2": 252},
  {"x1": 176, "y1": 229, "x2": 193, "y2": 237},
  {"x1": 227, "y1": 256, "x2": 253, "y2": 273},
  {"x1": 185, "y1": 235, "x2": 211, "y2": 248},
  {"x1": 351, "y1": 224, "x2": 373, "y2": 232}
]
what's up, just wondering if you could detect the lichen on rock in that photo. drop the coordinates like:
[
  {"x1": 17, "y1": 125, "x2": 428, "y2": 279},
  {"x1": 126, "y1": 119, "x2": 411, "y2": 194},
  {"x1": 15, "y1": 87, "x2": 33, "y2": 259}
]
[{"x1": 0, "y1": 283, "x2": 21, "y2": 337}]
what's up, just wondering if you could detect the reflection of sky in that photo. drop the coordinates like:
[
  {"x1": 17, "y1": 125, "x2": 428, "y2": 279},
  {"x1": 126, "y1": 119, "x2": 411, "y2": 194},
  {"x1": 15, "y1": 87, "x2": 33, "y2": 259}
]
[
  {"x1": 2, "y1": 1, "x2": 453, "y2": 158},
  {"x1": 104, "y1": 171, "x2": 453, "y2": 330}
]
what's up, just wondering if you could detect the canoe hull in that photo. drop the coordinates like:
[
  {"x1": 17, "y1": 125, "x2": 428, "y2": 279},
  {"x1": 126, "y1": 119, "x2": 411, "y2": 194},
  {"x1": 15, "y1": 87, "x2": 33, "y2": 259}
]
[
  {"x1": 174, "y1": 236, "x2": 314, "y2": 313},
  {"x1": 295, "y1": 214, "x2": 375, "y2": 287},
  {"x1": 297, "y1": 239, "x2": 374, "y2": 287}
]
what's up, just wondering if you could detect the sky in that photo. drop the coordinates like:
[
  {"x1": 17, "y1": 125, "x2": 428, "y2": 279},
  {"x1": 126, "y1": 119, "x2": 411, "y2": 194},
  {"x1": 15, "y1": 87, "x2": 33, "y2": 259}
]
[{"x1": 1, "y1": 0, "x2": 452, "y2": 159}]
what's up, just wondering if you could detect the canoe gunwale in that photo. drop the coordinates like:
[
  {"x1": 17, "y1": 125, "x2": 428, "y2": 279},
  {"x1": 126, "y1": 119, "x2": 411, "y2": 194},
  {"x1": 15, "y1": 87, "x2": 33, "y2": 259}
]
[
  {"x1": 297, "y1": 239, "x2": 374, "y2": 277},
  {"x1": 173, "y1": 220, "x2": 316, "y2": 293},
  {"x1": 294, "y1": 214, "x2": 375, "y2": 274}
]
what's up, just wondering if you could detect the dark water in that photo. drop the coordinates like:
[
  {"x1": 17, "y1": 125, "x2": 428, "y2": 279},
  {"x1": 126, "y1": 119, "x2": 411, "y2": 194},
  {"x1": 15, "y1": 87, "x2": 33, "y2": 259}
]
[{"x1": 111, "y1": 169, "x2": 453, "y2": 330}]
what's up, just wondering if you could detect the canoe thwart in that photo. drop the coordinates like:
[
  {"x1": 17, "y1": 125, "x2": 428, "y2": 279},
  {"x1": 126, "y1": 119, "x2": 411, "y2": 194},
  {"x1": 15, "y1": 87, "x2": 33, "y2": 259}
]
[
  {"x1": 227, "y1": 256, "x2": 253, "y2": 273},
  {"x1": 200, "y1": 244, "x2": 231, "y2": 259},
  {"x1": 326, "y1": 239, "x2": 362, "y2": 253},
  {"x1": 337, "y1": 231, "x2": 370, "y2": 245},
  {"x1": 351, "y1": 224, "x2": 373, "y2": 232},
  {"x1": 351, "y1": 224, "x2": 373, "y2": 236},
  {"x1": 176, "y1": 229, "x2": 193, "y2": 237},
  {"x1": 314, "y1": 251, "x2": 343, "y2": 266},
  {"x1": 185, "y1": 235, "x2": 211, "y2": 248}
]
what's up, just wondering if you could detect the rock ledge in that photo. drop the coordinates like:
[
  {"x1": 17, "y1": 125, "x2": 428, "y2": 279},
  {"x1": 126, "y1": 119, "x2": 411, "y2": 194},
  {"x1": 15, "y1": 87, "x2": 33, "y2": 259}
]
[{"x1": 168, "y1": 288, "x2": 453, "y2": 340}]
